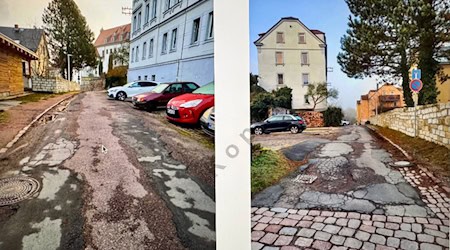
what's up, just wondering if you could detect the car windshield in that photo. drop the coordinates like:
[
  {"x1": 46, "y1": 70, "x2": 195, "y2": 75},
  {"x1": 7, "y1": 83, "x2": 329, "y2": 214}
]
[
  {"x1": 192, "y1": 82, "x2": 214, "y2": 95},
  {"x1": 151, "y1": 83, "x2": 169, "y2": 93}
]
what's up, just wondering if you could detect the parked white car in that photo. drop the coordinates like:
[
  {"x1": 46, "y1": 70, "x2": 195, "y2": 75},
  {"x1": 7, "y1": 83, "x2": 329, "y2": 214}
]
[
  {"x1": 107, "y1": 81, "x2": 160, "y2": 101},
  {"x1": 341, "y1": 120, "x2": 350, "y2": 126}
]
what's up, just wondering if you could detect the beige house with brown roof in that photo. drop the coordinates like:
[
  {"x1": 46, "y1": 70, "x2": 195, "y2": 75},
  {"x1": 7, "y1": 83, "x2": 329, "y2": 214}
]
[{"x1": 254, "y1": 17, "x2": 328, "y2": 111}]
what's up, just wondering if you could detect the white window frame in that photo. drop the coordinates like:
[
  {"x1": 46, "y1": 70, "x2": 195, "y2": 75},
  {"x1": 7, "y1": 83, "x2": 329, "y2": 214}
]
[
  {"x1": 206, "y1": 12, "x2": 214, "y2": 39},
  {"x1": 145, "y1": 3, "x2": 150, "y2": 24},
  {"x1": 151, "y1": 0, "x2": 157, "y2": 19},
  {"x1": 162, "y1": 33, "x2": 168, "y2": 54},
  {"x1": 302, "y1": 73, "x2": 309, "y2": 85},
  {"x1": 149, "y1": 38, "x2": 154, "y2": 58},
  {"x1": 191, "y1": 17, "x2": 201, "y2": 44},
  {"x1": 170, "y1": 28, "x2": 177, "y2": 51},
  {"x1": 143, "y1": 42, "x2": 147, "y2": 59},
  {"x1": 136, "y1": 46, "x2": 139, "y2": 62}
]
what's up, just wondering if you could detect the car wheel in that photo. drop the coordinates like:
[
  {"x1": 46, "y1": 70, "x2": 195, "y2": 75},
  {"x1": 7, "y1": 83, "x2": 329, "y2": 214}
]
[
  {"x1": 146, "y1": 102, "x2": 156, "y2": 111},
  {"x1": 116, "y1": 91, "x2": 127, "y2": 101},
  {"x1": 254, "y1": 127, "x2": 264, "y2": 135},
  {"x1": 290, "y1": 125, "x2": 299, "y2": 134}
]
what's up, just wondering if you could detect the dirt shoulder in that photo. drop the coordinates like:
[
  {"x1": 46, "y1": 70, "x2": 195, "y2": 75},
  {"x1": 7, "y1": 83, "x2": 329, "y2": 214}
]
[
  {"x1": 0, "y1": 93, "x2": 77, "y2": 149},
  {"x1": 369, "y1": 125, "x2": 450, "y2": 186}
]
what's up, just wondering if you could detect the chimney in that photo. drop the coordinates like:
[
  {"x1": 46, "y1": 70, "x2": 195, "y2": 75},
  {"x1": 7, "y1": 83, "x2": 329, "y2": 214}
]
[{"x1": 14, "y1": 24, "x2": 19, "y2": 32}]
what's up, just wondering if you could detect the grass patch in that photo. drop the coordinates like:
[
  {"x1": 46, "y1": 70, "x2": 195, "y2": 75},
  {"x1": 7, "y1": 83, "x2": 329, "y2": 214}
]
[
  {"x1": 251, "y1": 144, "x2": 293, "y2": 194},
  {"x1": 374, "y1": 126, "x2": 450, "y2": 179},
  {"x1": 14, "y1": 92, "x2": 65, "y2": 104},
  {"x1": 0, "y1": 111, "x2": 9, "y2": 124}
]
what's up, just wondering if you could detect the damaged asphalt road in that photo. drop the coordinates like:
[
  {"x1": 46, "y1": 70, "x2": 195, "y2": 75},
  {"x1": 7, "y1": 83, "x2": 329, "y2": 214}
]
[
  {"x1": 252, "y1": 126, "x2": 435, "y2": 217},
  {"x1": 0, "y1": 91, "x2": 215, "y2": 249}
]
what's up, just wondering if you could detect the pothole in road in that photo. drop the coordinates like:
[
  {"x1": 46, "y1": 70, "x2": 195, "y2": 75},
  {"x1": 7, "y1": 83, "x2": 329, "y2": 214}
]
[{"x1": 0, "y1": 176, "x2": 40, "y2": 206}]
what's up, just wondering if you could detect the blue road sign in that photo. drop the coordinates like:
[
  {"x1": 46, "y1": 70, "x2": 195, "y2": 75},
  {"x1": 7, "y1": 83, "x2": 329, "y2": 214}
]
[
  {"x1": 412, "y1": 69, "x2": 421, "y2": 80},
  {"x1": 410, "y1": 79, "x2": 423, "y2": 93}
]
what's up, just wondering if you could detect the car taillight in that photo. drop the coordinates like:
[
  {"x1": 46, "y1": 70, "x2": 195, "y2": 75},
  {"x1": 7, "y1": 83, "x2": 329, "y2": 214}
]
[{"x1": 299, "y1": 120, "x2": 304, "y2": 124}]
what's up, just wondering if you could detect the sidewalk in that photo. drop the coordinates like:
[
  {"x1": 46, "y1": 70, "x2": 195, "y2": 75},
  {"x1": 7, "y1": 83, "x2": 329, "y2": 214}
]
[{"x1": 0, "y1": 93, "x2": 77, "y2": 149}]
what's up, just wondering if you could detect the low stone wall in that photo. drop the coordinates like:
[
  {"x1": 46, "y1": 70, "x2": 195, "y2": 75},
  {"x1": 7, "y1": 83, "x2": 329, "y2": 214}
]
[
  {"x1": 32, "y1": 77, "x2": 80, "y2": 93},
  {"x1": 80, "y1": 77, "x2": 105, "y2": 92},
  {"x1": 369, "y1": 102, "x2": 450, "y2": 148}
]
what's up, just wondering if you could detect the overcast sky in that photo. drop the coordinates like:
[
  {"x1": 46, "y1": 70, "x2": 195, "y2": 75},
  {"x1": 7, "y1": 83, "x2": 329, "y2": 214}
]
[{"x1": 0, "y1": 0, "x2": 131, "y2": 38}]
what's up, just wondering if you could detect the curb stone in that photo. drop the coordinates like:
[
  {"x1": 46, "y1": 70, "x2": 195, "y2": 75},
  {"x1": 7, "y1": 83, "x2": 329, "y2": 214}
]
[{"x1": 0, "y1": 93, "x2": 77, "y2": 155}]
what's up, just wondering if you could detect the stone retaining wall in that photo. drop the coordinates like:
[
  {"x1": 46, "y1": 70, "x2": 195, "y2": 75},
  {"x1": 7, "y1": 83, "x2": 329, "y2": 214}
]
[
  {"x1": 369, "y1": 102, "x2": 450, "y2": 148},
  {"x1": 32, "y1": 77, "x2": 80, "y2": 93},
  {"x1": 80, "y1": 77, "x2": 105, "y2": 92}
]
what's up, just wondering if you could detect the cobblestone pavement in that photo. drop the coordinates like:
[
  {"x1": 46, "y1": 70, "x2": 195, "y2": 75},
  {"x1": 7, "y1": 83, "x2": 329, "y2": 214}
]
[{"x1": 251, "y1": 126, "x2": 450, "y2": 249}]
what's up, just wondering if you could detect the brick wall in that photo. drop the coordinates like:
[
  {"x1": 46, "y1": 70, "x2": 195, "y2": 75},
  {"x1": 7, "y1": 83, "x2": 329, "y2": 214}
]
[
  {"x1": 369, "y1": 102, "x2": 450, "y2": 148},
  {"x1": 32, "y1": 77, "x2": 80, "y2": 93},
  {"x1": 298, "y1": 111, "x2": 324, "y2": 128}
]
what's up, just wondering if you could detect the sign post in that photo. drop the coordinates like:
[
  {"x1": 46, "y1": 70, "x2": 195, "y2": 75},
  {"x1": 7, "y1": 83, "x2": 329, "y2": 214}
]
[{"x1": 410, "y1": 69, "x2": 422, "y2": 137}]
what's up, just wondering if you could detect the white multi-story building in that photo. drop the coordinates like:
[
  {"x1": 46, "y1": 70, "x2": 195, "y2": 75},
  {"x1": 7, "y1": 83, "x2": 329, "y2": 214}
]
[
  {"x1": 255, "y1": 17, "x2": 328, "y2": 111},
  {"x1": 128, "y1": 0, "x2": 214, "y2": 85},
  {"x1": 94, "y1": 24, "x2": 131, "y2": 74}
]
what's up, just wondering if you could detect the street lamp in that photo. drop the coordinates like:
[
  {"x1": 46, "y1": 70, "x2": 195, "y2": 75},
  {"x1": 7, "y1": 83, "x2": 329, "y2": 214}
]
[{"x1": 67, "y1": 53, "x2": 72, "y2": 80}]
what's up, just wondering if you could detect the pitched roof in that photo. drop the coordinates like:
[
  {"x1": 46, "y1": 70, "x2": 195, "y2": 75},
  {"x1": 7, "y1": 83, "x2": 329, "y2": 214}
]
[
  {"x1": 94, "y1": 24, "x2": 131, "y2": 47},
  {"x1": 0, "y1": 26, "x2": 44, "y2": 52},
  {"x1": 254, "y1": 17, "x2": 326, "y2": 46},
  {"x1": 0, "y1": 32, "x2": 38, "y2": 60}
]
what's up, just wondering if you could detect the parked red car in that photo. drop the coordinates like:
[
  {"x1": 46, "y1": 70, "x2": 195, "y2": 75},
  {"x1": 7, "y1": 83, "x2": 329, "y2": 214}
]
[
  {"x1": 166, "y1": 82, "x2": 214, "y2": 125},
  {"x1": 132, "y1": 82, "x2": 200, "y2": 110}
]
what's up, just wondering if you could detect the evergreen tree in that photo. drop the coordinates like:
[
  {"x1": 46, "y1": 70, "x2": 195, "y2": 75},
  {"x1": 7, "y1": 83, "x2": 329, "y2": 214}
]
[
  {"x1": 338, "y1": 0, "x2": 449, "y2": 106},
  {"x1": 43, "y1": 0, "x2": 97, "y2": 80}
]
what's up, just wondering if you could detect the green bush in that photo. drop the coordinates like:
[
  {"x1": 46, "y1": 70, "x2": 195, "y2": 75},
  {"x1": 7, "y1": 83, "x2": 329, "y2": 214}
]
[
  {"x1": 106, "y1": 66, "x2": 128, "y2": 88},
  {"x1": 251, "y1": 148, "x2": 291, "y2": 194},
  {"x1": 272, "y1": 87, "x2": 292, "y2": 109},
  {"x1": 322, "y1": 106, "x2": 344, "y2": 127},
  {"x1": 251, "y1": 92, "x2": 274, "y2": 122}
]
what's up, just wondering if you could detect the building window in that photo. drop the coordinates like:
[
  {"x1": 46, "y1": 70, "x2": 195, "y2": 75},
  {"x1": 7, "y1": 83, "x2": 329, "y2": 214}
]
[
  {"x1": 276, "y1": 32, "x2": 284, "y2": 43},
  {"x1": 133, "y1": 16, "x2": 137, "y2": 31},
  {"x1": 304, "y1": 95, "x2": 310, "y2": 104},
  {"x1": 144, "y1": 75, "x2": 148, "y2": 80},
  {"x1": 149, "y1": 39, "x2": 154, "y2": 58},
  {"x1": 275, "y1": 52, "x2": 283, "y2": 65},
  {"x1": 106, "y1": 49, "x2": 109, "y2": 54},
  {"x1": 138, "y1": 76, "x2": 141, "y2": 80},
  {"x1": 151, "y1": 75, "x2": 156, "y2": 81},
  {"x1": 136, "y1": 46, "x2": 139, "y2": 62},
  {"x1": 131, "y1": 48, "x2": 134, "y2": 62},
  {"x1": 298, "y1": 33, "x2": 306, "y2": 44},
  {"x1": 165, "y1": 0, "x2": 170, "y2": 10},
  {"x1": 302, "y1": 73, "x2": 309, "y2": 85},
  {"x1": 277, "y1": 74, "x2": 284, "y2": 85},
  {"x1": 143, "y1": 42, "x2": 147, "y2": 59},
  {"x1": 301, "y1": 52, "x2": 309, "y2": 65},
  {"x1": 137, "y1": 12, "x2": 142, "y2": 30},
  {"x1": 145, "y1": 4, "x2": 150, "y2": 24},
  {"x1": 206, "y1": 12, "x2": 213, "y2": 39},
  {"x1": 191, "y1": 18, "x2": 200, "y2": 44},
  {"x1": 162, "y1": 33, "x2": 168, "y2": 54},
  {"x1": 151, "y1": 0, "x2": 157, "y2": 19},
  {"x1": 102, "y1": 50, "x2": 105, "y2": 57},
  {"x1": 171, "y1": 28, "x2": 177, "y2": 51}
]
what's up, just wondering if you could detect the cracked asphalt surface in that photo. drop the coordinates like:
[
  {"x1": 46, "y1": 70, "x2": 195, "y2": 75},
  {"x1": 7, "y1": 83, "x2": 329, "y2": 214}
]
[
  {"x1": 252, "y1": 126, "x2": 449, "y2": 249},
  {"x1": 0, "y1": 91, "x2": 215, "y2": 249}
]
